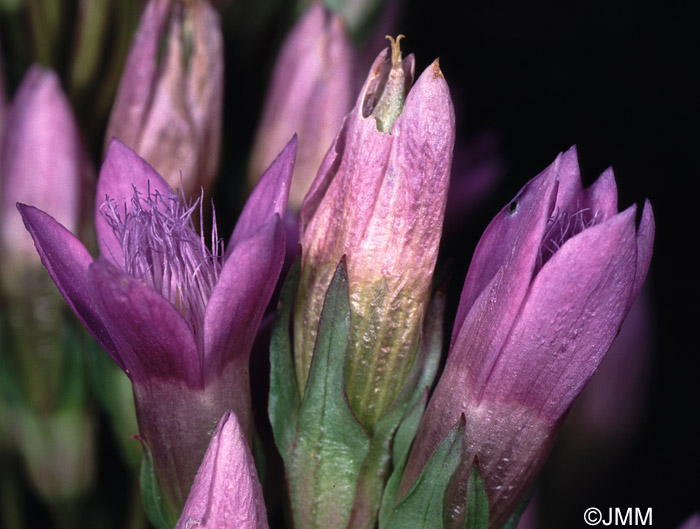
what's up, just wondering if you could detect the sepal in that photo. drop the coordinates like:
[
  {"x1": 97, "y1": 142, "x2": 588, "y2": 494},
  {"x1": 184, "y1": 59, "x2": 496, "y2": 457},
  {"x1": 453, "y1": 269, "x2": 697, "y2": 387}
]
[
  {"x1": 137, "y1": 437, "x2": 178, "y2": 529},
  {"x1": 288, "y1": 259, "x2": 370, "y2": 528},
  {"x1": 269, "y1": 257, "x2": 302, "y2": 458},
  {"x1": 378, "y1": 391, "x2": 429, "y2": 529},
  {"x1": 463, "y1": 462, "x2": 489, "y2": 529},
  {"x1": 383, "y1": 419, "x2": 465, "y2": 529}
]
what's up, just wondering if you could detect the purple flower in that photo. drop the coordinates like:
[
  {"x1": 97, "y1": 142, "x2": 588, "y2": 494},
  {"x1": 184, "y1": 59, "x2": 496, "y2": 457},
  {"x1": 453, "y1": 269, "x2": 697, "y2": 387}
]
[
  {"x1": 105, "y1": 0, "x2": 224, "y2": 199},
  {"x1": 1, "y1": 66, "x2": 87, "y2": 279},
  {"x1": 399, "y1": 147, "x2": 655, "y2": 528},
  {"x1": 295, "y1": 39, "x2": 455, "y2": 431},
  {"x1": 18, "y1": 137, "x2": 296, "y2": 511},
  {"x1": 248, "y1": 3, "x2": 354, "y2": 211},
  {"x1": 175, "y1": 411, "x2": 269, "y2": 529},
  {"x1": 0, "y1": 65, "x2": 96, "y2": 500}
]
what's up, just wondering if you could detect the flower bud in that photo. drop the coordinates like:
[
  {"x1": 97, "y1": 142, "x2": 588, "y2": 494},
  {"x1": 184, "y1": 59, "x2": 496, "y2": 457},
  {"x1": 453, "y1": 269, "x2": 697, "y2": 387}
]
[
  {"x1": 399, "y1": 147, "x2": 655, "y2": 528},
  {"x1": 1, "y1": 66, "x2": 84, "y2": 282},
  {"x1": 175, "y1": 411, "x2": 269, "y2": 529},
  {"x1": 248, "y1": 3, "x2": 354, "y2": 211},
  {"x1": 0, "y1": 65, "x2": 96, "y2": 503},
  {"x1": 19, "y1": 137, "x2": 296, "y2": 514},
  {"x1": 295, "y1": 39, "x2": 455, "y2": 431},
  {"x1": 105, "y1": 0, "x2": 223, "y2": 198},
  {"x1": 0, "y1": 65, "x2": 86, "y2": 403}
]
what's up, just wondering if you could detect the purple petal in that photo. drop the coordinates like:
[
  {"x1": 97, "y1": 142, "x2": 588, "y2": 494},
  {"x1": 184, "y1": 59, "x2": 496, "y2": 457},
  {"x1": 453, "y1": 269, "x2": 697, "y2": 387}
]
[
  {"x1": 677, "y1": 514, "x2": 700, "y2": 529},
  {"x1": 204, "y1": 216, "x2": 285, "y2": 380},
  {"x1": 451, "y1": 155, "x2": 560, "y2": 349},
  {"x1": 228, "y1": 136, "x2": 295, "y2": 253},
  {"x1": 482, "y1": 205, "x2": 639, "y2": 421},
  {"x1": 175, "y1": 411, "x2": 269, "y2": 529},
  {"x1": 126, "y1": 0, "x2": 224, "y2": 197},
  {"x1": 1, "y1": 66, "x2": 84, "y2": 263},
  {"x1": 466, "y1": 207, "x2": 638, "y2": 526},
  {"x1": 552, "y1": 145, "x2": 585, "y2": 212},
  {"x1": 89, "y1": 257, "x2": 201, "y2": 387},
  {"x1": 299, "y1": 47, "x2": 393, "y2": 233},
  {"x1": 104, "y1": 0, "x2": 172, "y2": 151},
  {"x1": 631, "y1": 199, "x2": 655, "y2": 306},
  {"x1": 95, "y1": 139, "x2": 173, "y2": 264},
  {"x1": 17, "y1": 205, "x2": 118, "y2": 363},
  {"x1": 352, "y1": 58, "x2": 454, "y2": 281},
  {"x1": 248, "y1": 3, "x2": 353, "y2": 211},
  {"x1": 584, "y1": 166, "x2": 618, "y2": 221}
]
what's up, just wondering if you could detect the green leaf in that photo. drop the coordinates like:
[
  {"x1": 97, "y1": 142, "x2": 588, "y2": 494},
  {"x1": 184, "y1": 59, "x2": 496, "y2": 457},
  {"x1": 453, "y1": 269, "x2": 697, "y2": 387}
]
[
  {"x1": 463, "y1": 462, "x2": 489, "y2": 529},
  {"x1": 268, "y1": 259, "x2": 302, "y2": 460},
  {"x1": 378, "y1": 391, "x2": 428, "y2": 529},
  {"x1": 289, "y1": 259, "x2": 370, "y2": 529},
  {"x1": 384, "y1": 420, "x2": 464, "y2": 529},
  {"x1": 138, "y1": 439, "x2": 177, "y2": 529}
]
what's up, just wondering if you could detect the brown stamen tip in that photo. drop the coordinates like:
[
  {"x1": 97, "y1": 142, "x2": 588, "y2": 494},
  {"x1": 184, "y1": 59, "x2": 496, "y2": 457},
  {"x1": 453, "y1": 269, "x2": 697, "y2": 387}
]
[{"x1": 385, "y1": 34, "x2": 405, "y2": 67}]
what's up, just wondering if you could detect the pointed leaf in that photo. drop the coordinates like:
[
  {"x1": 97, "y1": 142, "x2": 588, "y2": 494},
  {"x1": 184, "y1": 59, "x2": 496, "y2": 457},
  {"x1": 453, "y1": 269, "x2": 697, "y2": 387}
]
[
  {"x1": 379, "y1": 391, "x2": 429, "y2": 529},
  {"x1": 138, "y1": 438, "x2": 178, "y2": 529},
  {"x1": 290, "y1": 259, "x2": 370, "y2": 529},
  {"x1": 268, "y1": 258, "x2": 302, "y2": 459},
  {"x1": 385, "y1": 420, "x2": 464, "y2": 529},
  {"x1": 463, "y1": 463, "x2": 489, "y2": 529}
]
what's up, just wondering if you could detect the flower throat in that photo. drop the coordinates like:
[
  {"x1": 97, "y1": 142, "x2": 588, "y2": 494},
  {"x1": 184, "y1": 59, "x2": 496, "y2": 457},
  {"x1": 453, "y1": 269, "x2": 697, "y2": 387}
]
[{"x1": 100, "y1": 185, "x2": 223, "y2": 337}]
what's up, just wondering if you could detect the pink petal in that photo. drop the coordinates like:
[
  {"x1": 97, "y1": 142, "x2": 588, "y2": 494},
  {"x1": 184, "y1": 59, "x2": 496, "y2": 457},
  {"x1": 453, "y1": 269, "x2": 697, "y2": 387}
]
[
  {"x1": 228, "y1": 136, "x2": 295, "y2": 252},
  {"x1": 89, "y1": 257, "x2": 201, "y2": 387},
  {"x1": 204, "y1": 216, "x2": 285, "y2": 380},
  {"x1": 175, "y1": 411, "x2": 269, "y2": 529},
  {"x1": 17, "y1": 205, "x2": 118, "y2": 363},
  {"x1": 94, "y1": 139, "x2": 173, "y2": 264},
  {"x1": 1, "y1": 66, "x2": 84, "y2": 264}
]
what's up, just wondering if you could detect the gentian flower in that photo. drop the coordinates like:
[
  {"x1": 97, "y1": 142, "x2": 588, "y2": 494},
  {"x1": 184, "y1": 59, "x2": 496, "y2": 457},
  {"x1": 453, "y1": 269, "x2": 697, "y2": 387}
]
[
  {"x1": 399, "y1": 147, "x2": 655, "y2": 528},
  {"x1": 104, "y1": 0, "x2": 223, "y2": 198},
  {"x1": 295, "y1": 38, "x2": 455, "y2": 431},
  {"x1": 0, "y1": 64, "x2": 95, "y2": 501},
  {"x1": 248, "y1": 2, "x2": 354, "y2": 211},
  {"x1": 1, "y1": 65, "x2": 86, "y2": 281},
  {"x1": 175, "y1": 410, "x2": 269, "y2": 529},
  {"x1": 18, "y1": 137, "x2": 296, "y2": 513}
]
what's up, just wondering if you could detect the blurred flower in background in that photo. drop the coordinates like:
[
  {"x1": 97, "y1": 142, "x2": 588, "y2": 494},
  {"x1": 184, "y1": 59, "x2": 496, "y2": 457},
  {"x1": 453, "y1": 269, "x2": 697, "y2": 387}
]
[
  {"x1": 105, "y1": 0, "x2": 224, "y2": 199},
  {"x1": 0, "y1": 64, "x2": 95, "y2": 524},
  {"x1": 248, "y1": 3, "x2": 353, "y2": 211}
]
